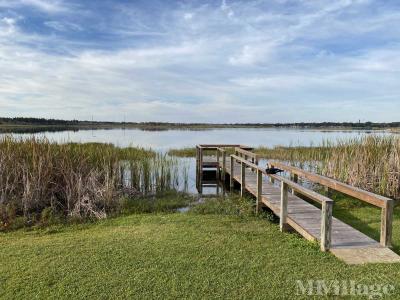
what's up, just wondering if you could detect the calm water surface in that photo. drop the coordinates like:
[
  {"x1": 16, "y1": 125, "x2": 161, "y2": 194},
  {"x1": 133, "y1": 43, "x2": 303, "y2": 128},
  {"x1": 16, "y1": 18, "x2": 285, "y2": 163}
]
[
  {"x1": 6, "y1": 128, "x2": 393, "y2": 151},
  {"x1": 6, "y1": 128, "x2": 394, "y2": 194}
]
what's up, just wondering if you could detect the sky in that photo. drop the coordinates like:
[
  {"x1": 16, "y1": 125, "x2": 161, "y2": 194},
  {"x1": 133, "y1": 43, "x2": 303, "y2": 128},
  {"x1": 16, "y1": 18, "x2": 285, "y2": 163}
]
[{"x1": 0, "y1": 0, "x2": 399, "y2": 123}]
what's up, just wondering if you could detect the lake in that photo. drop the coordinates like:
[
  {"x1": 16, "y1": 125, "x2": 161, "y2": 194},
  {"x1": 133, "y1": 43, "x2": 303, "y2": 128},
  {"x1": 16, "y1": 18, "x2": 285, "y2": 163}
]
[
  {"x1": 4, "y1": 128, "x2": 395, "y2": 194},
  {"x1": 4, "y1": 127, "x2": 393, "y2": 151}
]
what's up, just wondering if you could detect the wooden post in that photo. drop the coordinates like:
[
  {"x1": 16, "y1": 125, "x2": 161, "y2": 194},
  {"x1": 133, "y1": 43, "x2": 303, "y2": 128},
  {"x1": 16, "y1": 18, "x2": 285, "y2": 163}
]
[
  {"x1": 240, "y1": 161, "x2": 246, "y2": 197},
  {"x1": 196, "y1": 146, "x2": 199, "y2": 190},
  {"x1": 321, "y1": 200, "x2": 333, "y2": 252},
  {"x1": 280, "y1": 182, "x2": 288, "y2": 232},
  {"x1": 270, "y1": 164, "x2": 275, "y2": 184},
  {"x1": 380, "y1": 200, "x2": 394, "y2": 247},
  {"x1": 222, "y1": 151, "x2": 226, "y2": 181},
  {"x1": 291, "y1": 174, "x2": 298, "y2": 195},
  {"x1": 199, "y1": 147, "x2": 203, "y2": 194},
  {"x1": 230, "y1": 155, "x2": 234, "y2": 190},
  {"x1": 256, "y1": 169, "x2": 262, "y2": 214},
  {"x1": 195, "y1": 146, "x2": 198, "y2": 182},
  {"x1": 324, "y1": 185, "x2": 331, "y2": 198},
  {"x1": 216, "y1": 150, "x2": 220, "y2": 180}
]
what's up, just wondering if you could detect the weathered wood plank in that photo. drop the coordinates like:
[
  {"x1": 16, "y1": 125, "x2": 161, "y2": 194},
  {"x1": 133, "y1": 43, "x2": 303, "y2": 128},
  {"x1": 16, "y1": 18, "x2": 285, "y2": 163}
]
[{"x1": 197, "y1": 149, "x2": 399, "y2": 264}]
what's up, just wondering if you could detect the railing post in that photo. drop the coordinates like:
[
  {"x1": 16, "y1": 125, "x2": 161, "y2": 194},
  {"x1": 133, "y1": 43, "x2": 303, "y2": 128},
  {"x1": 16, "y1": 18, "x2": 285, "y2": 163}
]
[
  {"x1": 280, "y1": 181, "x2": 288, "y2": 232},
  {"x1": 324, "y1": 185, "x2": 331, "y2": 198},
  {"x1": 321, "y1": 200, "x2": 333, "y2": 252},
  {"x1": 380, "y1": 200, "x2": 394, "y2": 247},
  {"x1": 216, "y1": 149, "x2": 220, "y2": 179},
  {"x1": 222, "y1": 151, "x2": 226, "y2": 181},
  {"x1": 256, "y1": 169, "x2": 262, "y2": 214},
  {"x1": 199, "y1": 147, "x2": 203, "y2": 194},
  {"x1": 196, "y1": 146, "x2": 199, "y2": 190},
  {"x1": 240, "y1": 161, "x2": 246, "y2": 197},
  {"x1": 230, "y1": 155, "x2": 234, "y2": 190},
  {"x1": 270, "y1": 164, "x2": 275, "y2": 184},
  {"x1": 291, "y1": 174, "x2": 298, "y2": 195}
]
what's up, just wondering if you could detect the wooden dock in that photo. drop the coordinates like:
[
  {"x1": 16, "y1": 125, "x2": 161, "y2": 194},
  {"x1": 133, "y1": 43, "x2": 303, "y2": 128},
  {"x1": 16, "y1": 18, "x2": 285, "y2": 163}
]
[{"x1": 196, "y1": 144, "x2": 400, "y2": 265}]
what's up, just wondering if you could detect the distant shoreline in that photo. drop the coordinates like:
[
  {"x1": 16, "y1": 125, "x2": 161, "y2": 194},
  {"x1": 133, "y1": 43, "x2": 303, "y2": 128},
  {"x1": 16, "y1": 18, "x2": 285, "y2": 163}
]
[{"x1": 1, "y1": 117, "x2": 400, "y2": 133}]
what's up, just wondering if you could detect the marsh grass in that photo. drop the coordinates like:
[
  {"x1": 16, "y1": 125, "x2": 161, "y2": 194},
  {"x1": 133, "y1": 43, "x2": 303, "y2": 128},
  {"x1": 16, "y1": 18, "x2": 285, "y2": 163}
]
[
  {"x1": 119, "y1": 191, "x2": 193, "y2": 214},
  {"x1": 168, "y1": 135, "x2": 400, "y2": 199},
  {"x1": 274, "y1": 136, "x2": 400, "y2": 200},
  {"x1": 0, "y1": 136, "x2": 187, "y2": 229},
  {"x1": 259, "y1": 136, "x2": 400, "y2": 200}
]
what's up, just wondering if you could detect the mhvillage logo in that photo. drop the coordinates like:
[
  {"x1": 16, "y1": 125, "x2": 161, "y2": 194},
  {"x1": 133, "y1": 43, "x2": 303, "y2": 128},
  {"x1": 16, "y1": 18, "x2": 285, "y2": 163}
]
[{"x1": 296, "y1": 280, "x2": 395, "y2": 298}]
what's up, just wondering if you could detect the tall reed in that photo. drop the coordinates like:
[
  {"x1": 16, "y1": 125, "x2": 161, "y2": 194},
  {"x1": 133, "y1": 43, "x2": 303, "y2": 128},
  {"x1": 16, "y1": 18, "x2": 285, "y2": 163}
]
[
  {"x1": 259, "y1": 135, "x2": 400, "y2": 200},
  {"x1": 0, "y1": 136, "x2": 186, "y2": 226}
]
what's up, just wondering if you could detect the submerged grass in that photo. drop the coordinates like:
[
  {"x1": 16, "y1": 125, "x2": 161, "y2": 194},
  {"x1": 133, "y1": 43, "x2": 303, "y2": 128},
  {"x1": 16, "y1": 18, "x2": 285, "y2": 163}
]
[{"x1": 0, "y1": 136, "x2": 187, "y2": 229}]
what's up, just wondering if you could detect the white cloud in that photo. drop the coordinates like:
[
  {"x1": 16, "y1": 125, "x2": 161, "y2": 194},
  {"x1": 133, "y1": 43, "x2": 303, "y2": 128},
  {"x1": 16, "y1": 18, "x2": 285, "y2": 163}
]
[
  {"x1": 0, "y1": 0, "x2": 400, "y2": 122},
  {"x1": 0, "y1": 0, "x2": 68, "y2": 13},
  {"x1": 183, "y1": 13, "x2": 193, "y2": 20},
  {"x1": 44, "y1": 21, "x2": 82, "y2": 31},
  {"x1": 228, "y1": 43, "x2": 276, "y2": 66},
  {"x1": 0, "y1": 17, "x2": 17, "y2": 36},
  {"x1": 221, "y1": 0, "x2": 234, "y2": 18}
]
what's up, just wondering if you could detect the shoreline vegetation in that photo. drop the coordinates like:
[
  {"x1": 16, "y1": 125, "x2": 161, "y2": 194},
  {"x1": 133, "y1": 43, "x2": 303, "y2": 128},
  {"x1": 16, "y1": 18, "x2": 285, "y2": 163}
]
[
  {"x1": 168, "y1": 135, "x2": 400, "y2": 200},
  {"x1": 1, "y1": 117, "x2": 400, "y2": 132},
  {"x1": 0, "y1": 136, "x2": 188, "y2": 231},
  {"x1": 2, "y1": 134, "x2": 400, "y2": 298}
]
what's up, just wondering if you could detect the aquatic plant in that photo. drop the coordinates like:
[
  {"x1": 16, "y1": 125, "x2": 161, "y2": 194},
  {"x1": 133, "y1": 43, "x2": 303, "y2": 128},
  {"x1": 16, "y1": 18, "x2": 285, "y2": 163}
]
[
  {"x1": 0, "y1": 136, "x2": 187, "y2": 227},
  {"x1": 258, "y1": 136, "x2": 400, "y2": 200}
]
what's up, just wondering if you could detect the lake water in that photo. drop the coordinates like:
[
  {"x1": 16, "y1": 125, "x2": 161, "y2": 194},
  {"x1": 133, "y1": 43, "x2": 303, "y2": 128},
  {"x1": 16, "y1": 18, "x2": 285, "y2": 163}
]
[
  {"x1": 5, "y1": 128, "x2": 395, "y2": 195},
  {"x1": 5, "y1": 127, "x2": 393, "y2": 151}
]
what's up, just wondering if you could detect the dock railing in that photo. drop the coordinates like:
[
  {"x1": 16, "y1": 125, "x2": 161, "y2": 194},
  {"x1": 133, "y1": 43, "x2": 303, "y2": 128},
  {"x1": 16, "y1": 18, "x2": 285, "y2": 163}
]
[
  {"x1": 197, "y1": 144, "x2": 394, "y2": 250},
  {"x1": 197, "y1": 144, "x2": 252, "y2": 190},
  {"x1": 230, "y1": 154, "x2": 333, "y2": 251},
  {"x1": 267, "y1": 161, "x2": 395, "y2": 248}
]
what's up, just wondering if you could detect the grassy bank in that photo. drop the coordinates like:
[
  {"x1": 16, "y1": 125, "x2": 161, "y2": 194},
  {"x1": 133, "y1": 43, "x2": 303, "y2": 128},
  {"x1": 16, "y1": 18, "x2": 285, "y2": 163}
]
[
  {"x1": 0, "y1": 137, "x2": 187, "y2": 230},
  {"x1": 1, "y1": 195, "x2": 400, "y2": 299}
]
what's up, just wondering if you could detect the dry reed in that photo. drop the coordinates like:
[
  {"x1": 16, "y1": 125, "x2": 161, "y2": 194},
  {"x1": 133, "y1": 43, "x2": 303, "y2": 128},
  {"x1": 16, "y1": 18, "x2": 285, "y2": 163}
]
[{"x1": 0, "y1": 136, "x2": 185, "y2": 227}]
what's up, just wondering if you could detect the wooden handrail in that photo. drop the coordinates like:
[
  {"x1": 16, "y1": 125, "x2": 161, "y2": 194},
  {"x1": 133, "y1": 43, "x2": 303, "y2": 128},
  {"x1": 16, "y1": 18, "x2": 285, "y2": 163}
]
[
  {"x1": 231, "y1": 155, "x2": 332, "y2": 205},
  {"x1": 230, "y1": 155, "x2": 258, "y2": 169},
  {"x1": 198, "y1": 144, "x2": 252, "y2": 150},
  {"x1": 230, "y1": 154, "x2": 333, "y2": 251},
  {"x1": 268, "y1": 161, "x2": 392, "y2": 209},
  {"x1": 235, "y1": 147, "x2": 258, "y2": 160},
  {"x1": 270, "y1": 174, "x2": 334, "y2": 205},
  {"x1": 269, "y1": 160, "x2": 394, "y2": 247}
]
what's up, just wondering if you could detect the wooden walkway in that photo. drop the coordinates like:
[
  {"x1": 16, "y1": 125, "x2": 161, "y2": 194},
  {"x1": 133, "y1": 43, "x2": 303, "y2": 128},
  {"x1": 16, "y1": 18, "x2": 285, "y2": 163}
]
[{"x1": 196, "y1": 145, "x2": 400, "y2": 264}]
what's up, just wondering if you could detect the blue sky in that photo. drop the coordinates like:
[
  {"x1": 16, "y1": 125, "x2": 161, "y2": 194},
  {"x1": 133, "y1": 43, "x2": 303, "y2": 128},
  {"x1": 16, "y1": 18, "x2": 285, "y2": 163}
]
[{"x1": 0, "y1": 0, "x2": 399, "y2": 122}]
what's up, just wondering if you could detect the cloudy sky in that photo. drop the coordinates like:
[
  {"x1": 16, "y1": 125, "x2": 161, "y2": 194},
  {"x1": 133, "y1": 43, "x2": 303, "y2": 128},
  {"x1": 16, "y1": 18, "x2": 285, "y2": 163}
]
[{"x1": 0, "y1": 0, "x2": 399, "y2": 122}]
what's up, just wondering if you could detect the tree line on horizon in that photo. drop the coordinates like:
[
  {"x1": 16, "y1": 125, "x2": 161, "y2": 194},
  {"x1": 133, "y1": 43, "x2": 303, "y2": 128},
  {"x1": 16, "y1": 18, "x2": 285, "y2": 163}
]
[{"x1": 0, "y1": 117, "x2": 399, "y2": 128}]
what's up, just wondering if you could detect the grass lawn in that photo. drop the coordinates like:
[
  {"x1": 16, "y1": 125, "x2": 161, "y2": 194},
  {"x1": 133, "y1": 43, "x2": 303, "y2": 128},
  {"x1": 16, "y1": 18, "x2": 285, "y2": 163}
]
[{"x1": 1, "y1": 205, "x2": 400, "y2": 299}]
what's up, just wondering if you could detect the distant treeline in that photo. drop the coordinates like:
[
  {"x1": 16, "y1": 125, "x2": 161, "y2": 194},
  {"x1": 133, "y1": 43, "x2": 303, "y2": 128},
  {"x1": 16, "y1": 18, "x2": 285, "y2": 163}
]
[{"x1": 1, "y1": 117, "x2": 399, "y2": 129}]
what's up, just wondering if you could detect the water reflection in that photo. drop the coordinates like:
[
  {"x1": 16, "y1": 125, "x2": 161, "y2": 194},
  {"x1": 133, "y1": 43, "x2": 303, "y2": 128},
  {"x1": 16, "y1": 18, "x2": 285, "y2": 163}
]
[
  {"x1": 3, "y1": 127, "x2": 393, "y2": 152},
  {"x1": 3, "y1": 128, "x2": 395, "y2": 196}
]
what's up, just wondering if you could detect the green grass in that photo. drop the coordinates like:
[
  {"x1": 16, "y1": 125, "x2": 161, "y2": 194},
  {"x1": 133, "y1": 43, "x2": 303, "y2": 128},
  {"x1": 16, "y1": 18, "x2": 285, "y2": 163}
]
[{"x1": 1, "y1": 195, "x2": 400, "y2": 299}]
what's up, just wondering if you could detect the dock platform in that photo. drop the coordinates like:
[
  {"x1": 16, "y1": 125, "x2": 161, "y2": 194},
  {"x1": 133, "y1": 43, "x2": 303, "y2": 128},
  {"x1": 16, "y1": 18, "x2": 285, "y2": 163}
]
[{"x1": 196, "y1": 144, "x2": 400, "y2": 265}]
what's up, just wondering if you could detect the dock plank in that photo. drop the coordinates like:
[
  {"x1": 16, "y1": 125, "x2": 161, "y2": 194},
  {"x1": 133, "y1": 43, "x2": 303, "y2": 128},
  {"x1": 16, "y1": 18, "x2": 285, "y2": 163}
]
[{"x1": 200, "y1": 156, "x2": 400, "y2": 264}]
